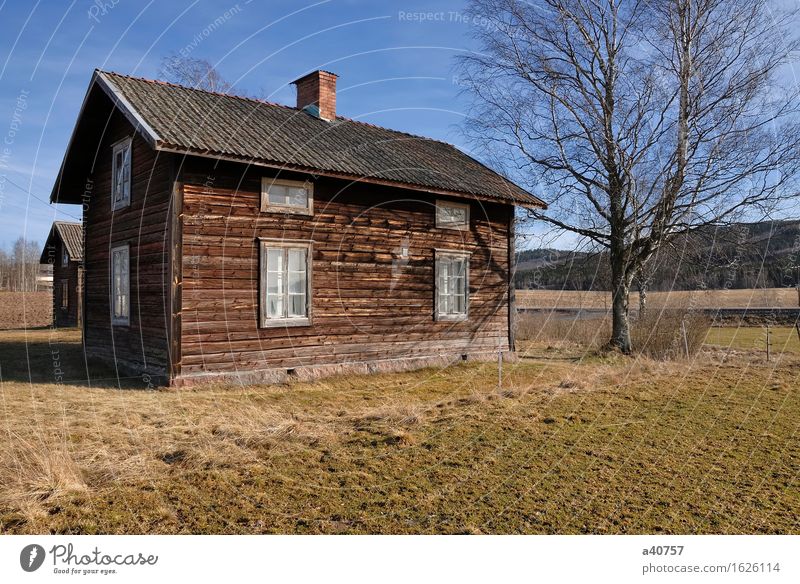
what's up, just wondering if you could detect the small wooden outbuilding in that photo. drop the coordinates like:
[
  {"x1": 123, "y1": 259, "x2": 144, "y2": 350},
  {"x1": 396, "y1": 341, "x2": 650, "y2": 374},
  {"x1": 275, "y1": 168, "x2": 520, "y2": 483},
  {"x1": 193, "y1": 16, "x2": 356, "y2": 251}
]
[{"x1": 40, "y1": 221, "x2": 83, "y2": 328}]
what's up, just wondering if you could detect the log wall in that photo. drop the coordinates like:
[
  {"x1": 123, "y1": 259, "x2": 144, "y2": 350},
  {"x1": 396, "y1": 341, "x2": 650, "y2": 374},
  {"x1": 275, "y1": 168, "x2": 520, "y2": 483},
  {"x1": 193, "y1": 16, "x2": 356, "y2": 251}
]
[
  {"x1": 83, "y1": 109, "x2": 173, "y2": 379},
  {"x1": 49, "y1": 244, "x2": 81, "y2": 328},
  {"x1": 177, "y1": 159, "x2": 512, "y2": 380}
]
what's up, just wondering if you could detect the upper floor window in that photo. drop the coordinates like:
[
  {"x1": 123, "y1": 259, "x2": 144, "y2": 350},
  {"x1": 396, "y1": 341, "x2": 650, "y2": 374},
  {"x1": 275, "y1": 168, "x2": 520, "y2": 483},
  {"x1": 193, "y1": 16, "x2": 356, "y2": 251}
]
[
  {"x1": 436, "y1": 200, "x2": 470, "y2": 230},
  {"x1": 259, "y1": 239, "x2": 312, "y2": 328},
  {"x1": 435, "y1": 250, "x2": 469, "y2": 321},
  {"x1": 111, "y1": 244, "x2": 130, "y2": 326},
  {"x1": 112, "y1": 137, "x2": 132, "y2": 210},
  {"x1": 61, "y1": 246, "x2": 69, "y2": 267},
  {"x1": 261, "y1": 178, "x2": 313, "y2": 215}
]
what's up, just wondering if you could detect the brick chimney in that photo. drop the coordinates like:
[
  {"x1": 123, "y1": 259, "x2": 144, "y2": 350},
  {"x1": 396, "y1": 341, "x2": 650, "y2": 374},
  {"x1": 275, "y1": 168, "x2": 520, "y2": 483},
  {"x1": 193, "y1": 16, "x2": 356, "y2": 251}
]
[{"x1": 292, "y1": 70, "x2": 338, "y2": 121}]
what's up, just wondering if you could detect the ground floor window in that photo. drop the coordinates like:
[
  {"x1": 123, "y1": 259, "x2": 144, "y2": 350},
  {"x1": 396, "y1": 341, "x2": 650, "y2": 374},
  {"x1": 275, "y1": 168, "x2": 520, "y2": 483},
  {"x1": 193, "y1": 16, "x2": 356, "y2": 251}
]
[
  {"x1": 435, "y1": 250, "x2": 470, "y2": 321},
  {"x1": 60, "y1": 279, "x2": 69, "y2": 310},
  {"x1": 111, "y1": 244, "x2": 130, "y2": 325},
  {"x1": 259, "y1": 239, "x2": 312, "y2": 327}
]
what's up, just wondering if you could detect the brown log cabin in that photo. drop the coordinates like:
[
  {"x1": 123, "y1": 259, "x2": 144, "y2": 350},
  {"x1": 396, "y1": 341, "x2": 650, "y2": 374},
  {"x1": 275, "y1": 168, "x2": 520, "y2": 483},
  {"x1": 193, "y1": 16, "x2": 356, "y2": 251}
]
[
  {"x1": 49, "y1": 69, "x2": 545, "y2": 387},
  {"x1": 39, "y1": 221, "x2": 84, "y2": 328}
]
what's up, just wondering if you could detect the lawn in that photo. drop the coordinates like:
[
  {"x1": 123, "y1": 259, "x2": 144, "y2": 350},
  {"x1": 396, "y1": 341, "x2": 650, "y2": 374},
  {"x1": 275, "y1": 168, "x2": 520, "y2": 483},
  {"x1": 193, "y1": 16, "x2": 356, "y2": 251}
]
[
  {"x1": 706, "y1": 325, "x2": 800, "y2": 355},
  {"x1": 516, "y1": 287, "x2": 800, "y2": 309},
  {"x1": 0, "y1": 328, "x2": 798, "y2": 534}
]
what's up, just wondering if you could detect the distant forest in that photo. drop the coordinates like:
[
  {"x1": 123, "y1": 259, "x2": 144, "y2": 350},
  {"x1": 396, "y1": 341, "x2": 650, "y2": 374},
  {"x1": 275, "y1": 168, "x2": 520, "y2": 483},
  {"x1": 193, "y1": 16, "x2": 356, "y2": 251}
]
[
  {"x1": 515, "y1": 220, "x2": 800, "y2": 291},
  {"x1": 0, "y1": 237, "x2": 42, "y2": 292}
]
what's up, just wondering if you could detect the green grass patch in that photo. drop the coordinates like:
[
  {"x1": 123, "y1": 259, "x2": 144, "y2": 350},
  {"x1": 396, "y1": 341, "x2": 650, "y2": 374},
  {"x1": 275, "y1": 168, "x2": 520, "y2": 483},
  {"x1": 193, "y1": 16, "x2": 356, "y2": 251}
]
[{"x1": 706, "y1": 326, "x2": 800, "y2": 355}]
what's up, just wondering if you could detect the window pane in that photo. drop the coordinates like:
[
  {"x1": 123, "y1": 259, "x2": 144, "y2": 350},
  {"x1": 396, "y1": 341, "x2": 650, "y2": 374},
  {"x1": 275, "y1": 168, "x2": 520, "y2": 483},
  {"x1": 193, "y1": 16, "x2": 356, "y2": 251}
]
[
  {"x1": 267, "y1": 248, "x2": 283, "y2": 272},
  {"x1": 113, "y1": 252, "x2": 121, "y2": 289},
  {"x1": 438, "y1": 258, "x2": 449, "y2": 314},
  {"x1": 454, "y1": 258, "x2": 466, "y2": 278},
  {"x1": 288, "y1": 293, "x2": 306, "y2": 317},
  {"x1": 122, "y1": 145, "x2": 131, "y2": 199},
  {"x1": 266, "y1": 271, "x2": 281, "y2": 296},
  {"x1": 440, "y1": 259, "x2": 450, "y2": 281},
  {"x1": 267, "y1": 183, "x2": 308, "y2": 208},
  {"x1": 265, "y1": 247, "x2": 285, "y2": 319},
  {"x1": 121, "y1": 249, "x2": 129, "y2": 318},
  {"x1": 288, "y1": 269, "x2": 305, "y2": 294},
  {"x1": 113, "y1": 152, "x2": 123, "y2": 201},
  {"x1": 288, "y1": 248, "x2": 306, "y2": 272},
  {"x1": 438, "y1": 294, "x2": 447, "y2": 315},
  {"x1": 267, "y1": 295, "x2": 283, "y2": 318},
  {"x1": 454, "y1": 293, "x2": 465, "y2": 314},
  {"x1": 287, "y1": 186, "x2": 308, "y2": 207},
  {"x1": 111, "y1": 248, "x2": 129, "y2": 319},
  {"x1": 439, "y1": 204, "x2": 467, "y2": 226},
  {"x1": 268, "y1": 185, "x2": 289, "y2": 205}
]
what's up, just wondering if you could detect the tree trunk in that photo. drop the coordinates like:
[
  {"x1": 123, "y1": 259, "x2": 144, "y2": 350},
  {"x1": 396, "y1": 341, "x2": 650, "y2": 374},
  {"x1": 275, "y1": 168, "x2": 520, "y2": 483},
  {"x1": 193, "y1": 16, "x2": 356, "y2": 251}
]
[
  {"x1": 609, "y1": 239, "x2": 632, "y2": 353},
  {"x1": 638, "y1": 283, "x2": 647, "y2": 317},
  {"x1": 636, "y1": 265, "x2": 648, "y2": 317}
]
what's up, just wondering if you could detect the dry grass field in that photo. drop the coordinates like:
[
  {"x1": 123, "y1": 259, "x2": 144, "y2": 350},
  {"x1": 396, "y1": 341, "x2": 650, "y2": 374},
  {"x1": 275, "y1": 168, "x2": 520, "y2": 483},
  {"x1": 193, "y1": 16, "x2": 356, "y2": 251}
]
[
  {"x1": 0, "y1": 291, "x2": 52, "y2": 329},
  {"x1": 516, "y1": 287, "x2": 800, "y2": 310},
  {"x1": 1, "y1": 328, "x2": 798, "y2": 534}
]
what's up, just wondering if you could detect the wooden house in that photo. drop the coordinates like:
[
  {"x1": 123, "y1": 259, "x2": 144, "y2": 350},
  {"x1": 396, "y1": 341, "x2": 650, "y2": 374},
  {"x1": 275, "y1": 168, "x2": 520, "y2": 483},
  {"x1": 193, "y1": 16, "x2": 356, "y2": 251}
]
[
  {"x1": 49, "y1": 69, "x2": 545, "y2": 386},
  {"x1": 39, "y1": 221, "x2": 84, "y2": 327}
]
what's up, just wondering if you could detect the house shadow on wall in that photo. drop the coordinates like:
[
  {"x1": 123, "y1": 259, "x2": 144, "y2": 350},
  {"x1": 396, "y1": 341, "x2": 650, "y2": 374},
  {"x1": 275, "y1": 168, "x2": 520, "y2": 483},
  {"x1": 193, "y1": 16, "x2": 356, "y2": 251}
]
[{"x1": 0, "y1": 328, "x2": 155, "y2": 389}]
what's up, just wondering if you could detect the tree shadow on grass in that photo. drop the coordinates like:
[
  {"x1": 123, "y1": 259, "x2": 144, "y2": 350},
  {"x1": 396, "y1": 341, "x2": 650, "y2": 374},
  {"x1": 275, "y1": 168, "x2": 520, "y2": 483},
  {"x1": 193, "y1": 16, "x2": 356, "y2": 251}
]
[{"x1": 0, "y1": 328, "x2": 155, "y2": 389}]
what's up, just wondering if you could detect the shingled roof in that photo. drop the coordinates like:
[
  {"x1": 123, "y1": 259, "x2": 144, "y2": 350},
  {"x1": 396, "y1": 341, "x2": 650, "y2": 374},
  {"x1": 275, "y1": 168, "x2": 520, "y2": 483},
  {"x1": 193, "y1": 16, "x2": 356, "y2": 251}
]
[
  {"x1": 39, "y1": 221, "x2": 83, "y2": 264},
  {"x1": 82, "y1": 70, "x2": 544, "y2": 208}
]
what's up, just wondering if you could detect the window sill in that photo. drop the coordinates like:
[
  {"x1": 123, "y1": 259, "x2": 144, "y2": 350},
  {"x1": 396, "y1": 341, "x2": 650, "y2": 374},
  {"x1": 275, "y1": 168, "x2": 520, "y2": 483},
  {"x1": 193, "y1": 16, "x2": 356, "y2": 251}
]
[
  {"x1": 112, "y1": 202, "x2": 131, "y2": 212},
  {"x1": 260, "y1": 205, "x2": 313, "y2": 216},
  {"x1": 111, "y1": 319, "x2": 130, "y2": 327},
  {"x1": 435, "y1": 314, "x2": 468, "y2": 322},
  {"x1": 435, "y1": 223, "x2": 469, "y2": 231},
  {"x1": 261, "y1": 317, "x2": 312, "y2": 329}
]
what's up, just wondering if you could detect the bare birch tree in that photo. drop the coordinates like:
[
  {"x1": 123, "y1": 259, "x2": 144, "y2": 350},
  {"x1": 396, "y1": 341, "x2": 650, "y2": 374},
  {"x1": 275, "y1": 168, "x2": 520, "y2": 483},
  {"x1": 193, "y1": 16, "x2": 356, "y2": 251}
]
[
  {"x1": 457, "y1": 0, "x2": 800, "y2": 351},
  {"x1": 160, "y1": 54, "x2": 232, "y2": 93}
]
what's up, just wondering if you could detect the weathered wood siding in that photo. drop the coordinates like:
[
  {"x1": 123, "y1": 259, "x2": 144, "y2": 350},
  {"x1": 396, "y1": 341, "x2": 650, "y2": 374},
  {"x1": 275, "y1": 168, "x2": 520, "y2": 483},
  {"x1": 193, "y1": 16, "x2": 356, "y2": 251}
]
[
  {"x1": 83, "y1": 108, "x2": 173, "y2": 378},
  {"x1": 48, "y1": 243, "x2": 81, "y2": 328},
  {"x1": 177, "y1": 160, "x2": 511, "y2": 379}
]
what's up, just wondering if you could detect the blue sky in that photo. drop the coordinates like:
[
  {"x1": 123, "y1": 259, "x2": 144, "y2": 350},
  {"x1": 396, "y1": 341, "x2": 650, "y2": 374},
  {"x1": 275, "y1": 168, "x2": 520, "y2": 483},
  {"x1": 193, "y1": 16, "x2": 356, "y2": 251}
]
[{"x1": 0, "y1": 0, "x2": 500, "y2": 250}]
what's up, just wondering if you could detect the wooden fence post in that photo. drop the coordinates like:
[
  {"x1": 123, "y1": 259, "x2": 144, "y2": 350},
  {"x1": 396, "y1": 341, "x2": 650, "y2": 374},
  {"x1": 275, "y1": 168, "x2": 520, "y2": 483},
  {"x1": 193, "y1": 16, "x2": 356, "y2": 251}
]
[
  {"x1": 498, "y1": 350, "x2": 503, "y2": 389},
  {"x1": 681, "y1": 320, "x2": 689, "y2": 358},
  {"x1": 766, "y1": 326, "x2": 771, "y2": 362}
]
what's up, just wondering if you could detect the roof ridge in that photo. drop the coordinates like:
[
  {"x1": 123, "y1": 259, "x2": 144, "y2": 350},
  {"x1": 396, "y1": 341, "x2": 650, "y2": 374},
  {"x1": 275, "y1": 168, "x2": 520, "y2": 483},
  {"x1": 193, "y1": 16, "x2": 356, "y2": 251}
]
[
  {"x1": 333, "y1": 115, "x2": 439, "y2": 143},
  {"x1": 98, "y1": 69, "x2": 301, "y2": 113}
]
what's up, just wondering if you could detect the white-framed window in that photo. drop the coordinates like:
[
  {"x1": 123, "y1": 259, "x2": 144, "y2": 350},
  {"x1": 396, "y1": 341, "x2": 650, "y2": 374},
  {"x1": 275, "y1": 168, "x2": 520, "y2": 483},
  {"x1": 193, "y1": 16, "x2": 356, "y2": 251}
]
[
  {"x1": 112, "y1": 137, "x2": 132, "y2": 210},
  {"x1": 110, "y1": 244, "x2": 130, "y2": 326},
  {"x1": 261, "y1": 177, "x2": 313, "y2": 215},
  {"x1": 259, "y1": 239, "x2": 313, "y2": 327},
  {"x1": 61, "y1": 245, "x2": 69, "y2": 267},
  {"x1": 435, "y1": 250, "x2": 469, "y2": 321},
  {"x1": 436, "y1": 200, "x2": 470, "y2": 230},
  {"x1": 60, "y1": 279, "x2": 69, "y2": 310}
]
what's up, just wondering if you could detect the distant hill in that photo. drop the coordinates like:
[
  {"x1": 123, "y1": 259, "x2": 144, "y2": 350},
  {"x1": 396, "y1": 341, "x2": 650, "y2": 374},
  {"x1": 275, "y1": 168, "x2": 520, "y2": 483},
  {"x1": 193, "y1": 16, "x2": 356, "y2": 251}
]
[{"x1": 515, "y1": 220, "x2": 800, "y2": 291}]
